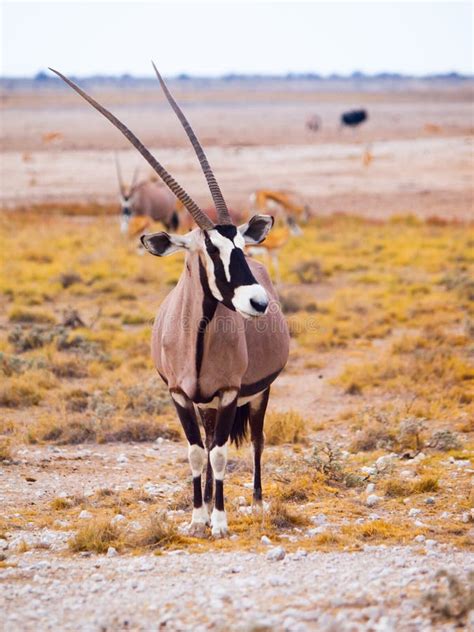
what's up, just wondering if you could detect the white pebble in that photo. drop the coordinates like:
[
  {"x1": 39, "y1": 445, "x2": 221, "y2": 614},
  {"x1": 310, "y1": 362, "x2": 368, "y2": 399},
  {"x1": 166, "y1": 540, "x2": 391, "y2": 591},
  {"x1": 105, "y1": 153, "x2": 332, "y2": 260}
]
[
  {"x1": 111, "y1": 514, "x2": 126, "y2": 525},
  {"x1": 408, "y1": 508, "x2": 421, "y2": 517},
  {"x1": 78, "y1": 510, "x2": 92, "y2": 520},
  {"x1": 267, "y1": 546, "x2": 286, "y2": 561},
  {"x1": 414, "y1": 535, "x2": 426, "y2": 543},
  {"x1": 261, "y1": 535, "x2": 272, "y2": 545},
  {"x1": 366, "y1": 483, "x2": 375, "y2": 494},
  {"x1": 107, "y1": 547, "x2": 118, "y2": 557},
  {"x1": 311, "y1": 513, "x2": 327, "y2": 525},
  {"x1": 366, "y1": 494, "x2": 380, "y2": 507}
]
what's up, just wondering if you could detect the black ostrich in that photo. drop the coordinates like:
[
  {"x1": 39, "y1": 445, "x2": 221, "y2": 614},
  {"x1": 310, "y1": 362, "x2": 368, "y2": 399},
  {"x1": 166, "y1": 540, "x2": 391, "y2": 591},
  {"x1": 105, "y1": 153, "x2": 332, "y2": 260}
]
[{"x1": 340, "y1": 109, "x2": 368, "y2": 128}]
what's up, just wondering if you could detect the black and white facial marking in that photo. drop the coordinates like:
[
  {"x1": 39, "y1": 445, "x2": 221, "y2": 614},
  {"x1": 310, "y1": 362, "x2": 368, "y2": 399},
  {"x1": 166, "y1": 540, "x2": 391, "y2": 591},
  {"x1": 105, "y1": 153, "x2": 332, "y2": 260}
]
[
  {"x1": 119, "y1": 195, "x2": 134, "y2": 234},
  {"x1": 202, "y1": 221, "x2": 271, "y2": 318},
  {"x1": 140, "y1": 214, "x2": 274, "y2": 318}
]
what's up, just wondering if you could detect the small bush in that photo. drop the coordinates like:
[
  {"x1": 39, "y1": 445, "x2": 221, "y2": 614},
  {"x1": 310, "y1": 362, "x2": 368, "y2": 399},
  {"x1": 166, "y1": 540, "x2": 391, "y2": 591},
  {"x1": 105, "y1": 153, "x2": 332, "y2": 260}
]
[
  {"x1": 8, "y1": 325, "x2": 56, "y2": 352},
  {"x1": 0, "y1": 439, "x2": 12, "y2": 462},
  {"x1": 350, "y1": 425, "x2": 395, "y2": 453},
  {"x1": 429, "y1": 430, "x2": 461, "y2": 452},
  {"x1": 398, "y1": 417, "x2": 427, "y2": 451},
  {"x1": 51, "y1": 357, "x2": 88, "y2": 379},
  {"x1": 9, "y1": 308, "x2": 56, "y2": 325},
  {"x1": 0, "y1": 379, "x2": 42, "y2": 408},
  {"x1": 292, "y1": 259, "x2": 324, "y2": 284},
  {"x1": 265, "y1": 410, "x2": 307, "y2": 445},
  {"x1": 69, "y1": 518, "x2": 120, "y2": 554},
  {"x1": 59, "y1": 272, "x2": 82, "y2": 289}
]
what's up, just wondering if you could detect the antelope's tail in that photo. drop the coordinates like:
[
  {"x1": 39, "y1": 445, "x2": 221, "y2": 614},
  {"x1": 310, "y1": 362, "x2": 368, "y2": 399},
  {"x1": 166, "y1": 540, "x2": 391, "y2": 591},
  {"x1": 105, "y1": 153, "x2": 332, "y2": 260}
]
[{"x1": 230, "y1": 403, "x2": 250, "y2": 447}]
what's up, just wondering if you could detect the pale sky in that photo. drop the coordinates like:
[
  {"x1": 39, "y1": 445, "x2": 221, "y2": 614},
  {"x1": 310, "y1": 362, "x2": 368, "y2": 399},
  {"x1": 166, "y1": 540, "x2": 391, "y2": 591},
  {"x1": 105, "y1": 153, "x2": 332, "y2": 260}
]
[{"x1": 1, "y1": 1, "x2": 472, "y2": 77}]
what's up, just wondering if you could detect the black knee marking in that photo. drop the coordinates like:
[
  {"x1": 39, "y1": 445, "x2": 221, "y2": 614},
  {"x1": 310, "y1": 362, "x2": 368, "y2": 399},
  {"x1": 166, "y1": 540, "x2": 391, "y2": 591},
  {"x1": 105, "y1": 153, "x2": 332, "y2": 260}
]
[
  {"x1": 215, "y1": 480, "x2": 224, "y2": 512},
  {"x1": 193, "y1": 476, "x2": 203, "y2": 509},
  {"x1": 172, "y1": 395, "x2": 203, "y2": 448}
]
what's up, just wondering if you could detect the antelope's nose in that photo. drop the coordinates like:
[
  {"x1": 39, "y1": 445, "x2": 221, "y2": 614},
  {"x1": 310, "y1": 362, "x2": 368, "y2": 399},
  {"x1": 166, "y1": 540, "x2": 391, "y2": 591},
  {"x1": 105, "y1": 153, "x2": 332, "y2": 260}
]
[{"x1": 250, "y1": 297, "x2": 268, "y2": 314}]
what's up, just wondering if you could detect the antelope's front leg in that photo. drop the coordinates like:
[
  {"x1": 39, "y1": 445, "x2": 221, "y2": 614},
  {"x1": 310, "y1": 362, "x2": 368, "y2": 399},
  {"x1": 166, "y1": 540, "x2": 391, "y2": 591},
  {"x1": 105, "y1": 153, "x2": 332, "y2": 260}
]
[
  {"x1": 209, "y1": 390, "x2": 238, "y2": 538},
  {"x1": 171, "y1": 391, "x2": 208, "y2": 536}
]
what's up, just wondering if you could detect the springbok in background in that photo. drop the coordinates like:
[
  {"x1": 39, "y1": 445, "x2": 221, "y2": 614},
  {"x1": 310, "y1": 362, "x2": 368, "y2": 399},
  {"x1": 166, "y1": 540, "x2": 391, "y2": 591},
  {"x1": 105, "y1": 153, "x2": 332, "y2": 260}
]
[
  {"x1": 115, "y1": 154, "x2": 180, "y2": 236},
  {"x1": 50, "y1": 64, "x2": 290, "y2": 538},
  {"x1": 248, "y1": 189, "x2": 306, "y2": 282}
]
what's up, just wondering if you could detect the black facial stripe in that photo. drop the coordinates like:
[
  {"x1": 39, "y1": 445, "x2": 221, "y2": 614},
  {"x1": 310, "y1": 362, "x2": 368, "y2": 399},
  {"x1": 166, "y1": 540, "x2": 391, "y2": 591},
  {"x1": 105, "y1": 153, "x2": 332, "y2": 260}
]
[
  {"x1": 215, "y1": 225, "x2": 237, "y2": 239},
  {"x1": 197, "y1": 259, "x2": 218, "y2": 377},
  {"x1": 229, "y1": 249, "x2": 257, "y2": 287},
  {"x1": 211, "y1": 255, "x2": 235, "y2": 309}
]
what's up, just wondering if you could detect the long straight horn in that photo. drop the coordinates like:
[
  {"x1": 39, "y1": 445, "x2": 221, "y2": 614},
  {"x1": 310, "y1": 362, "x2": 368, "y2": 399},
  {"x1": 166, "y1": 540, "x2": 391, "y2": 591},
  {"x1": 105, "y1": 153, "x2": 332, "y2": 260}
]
[
  {"x1": 152, "y1": 62, "x2": 232, "y2": 226},
  {"x1": 49, "y1": 68, "x2": 215, "y2": 231},
  {"x1": 130, "y1": 164, "x2": 140, "y2": 190},
  {"x1": 114, "y1": 152, "x2": 126, "y2": 197}
]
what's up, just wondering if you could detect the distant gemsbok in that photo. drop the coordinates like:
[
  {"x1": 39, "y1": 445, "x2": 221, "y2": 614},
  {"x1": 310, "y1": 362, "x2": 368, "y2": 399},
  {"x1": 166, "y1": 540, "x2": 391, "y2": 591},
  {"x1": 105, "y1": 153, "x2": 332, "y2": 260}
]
[
  {"x1": 50, "y1": 65, "x2": 290, "y2": 538},
  {"x1": 115, "y1": 154, "x2": 179, "y2": 235}
]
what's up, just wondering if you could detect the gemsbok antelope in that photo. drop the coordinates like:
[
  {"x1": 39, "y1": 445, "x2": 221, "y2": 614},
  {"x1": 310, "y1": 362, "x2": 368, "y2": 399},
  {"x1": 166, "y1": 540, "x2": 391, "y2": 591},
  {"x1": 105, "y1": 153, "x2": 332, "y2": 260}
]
[
  {"x1": 115, "y1": 154, "x2": 180, "y2": 236},
  {"x1": 50, "y1": 64, "x2": 290, "y2": 538}
]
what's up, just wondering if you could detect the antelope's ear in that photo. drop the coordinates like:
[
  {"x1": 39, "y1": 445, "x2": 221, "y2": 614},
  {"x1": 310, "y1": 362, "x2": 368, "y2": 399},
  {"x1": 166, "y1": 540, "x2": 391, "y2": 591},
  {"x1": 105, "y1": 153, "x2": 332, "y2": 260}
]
[
  {"x1": 238, "y1": 214, "x2": 274, "y2": 245},
  {"x1": 140, "y1": 232, "x2": 191, "y2": 257}
]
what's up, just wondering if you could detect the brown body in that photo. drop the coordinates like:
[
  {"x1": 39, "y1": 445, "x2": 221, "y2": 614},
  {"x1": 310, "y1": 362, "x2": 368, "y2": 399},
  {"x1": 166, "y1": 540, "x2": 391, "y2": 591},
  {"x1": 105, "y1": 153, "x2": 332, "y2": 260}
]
[
  {"x1": 152, "y1": 246, "x2": 289, "y2": 401},
  {"x1": 125, "y1": 180, "x2": 178, "y2": 234}
]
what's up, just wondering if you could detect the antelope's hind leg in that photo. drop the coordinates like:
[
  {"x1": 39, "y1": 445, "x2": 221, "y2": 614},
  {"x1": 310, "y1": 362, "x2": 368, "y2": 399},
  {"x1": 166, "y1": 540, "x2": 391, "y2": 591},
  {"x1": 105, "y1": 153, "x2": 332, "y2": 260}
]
[
  {"x1": 249, "y1": 388, "x2": 270, "y2": 505},
  {"x1": 171, "y1": 391, "x2": 208, "y2": 537}
]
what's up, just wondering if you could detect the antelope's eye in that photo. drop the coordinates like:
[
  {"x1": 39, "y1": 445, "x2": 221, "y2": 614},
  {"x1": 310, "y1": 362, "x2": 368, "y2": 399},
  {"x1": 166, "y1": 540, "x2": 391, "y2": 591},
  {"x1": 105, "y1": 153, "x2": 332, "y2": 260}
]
[{"x1": 205, "y1": 237, "x2": 219, "y2": 256}]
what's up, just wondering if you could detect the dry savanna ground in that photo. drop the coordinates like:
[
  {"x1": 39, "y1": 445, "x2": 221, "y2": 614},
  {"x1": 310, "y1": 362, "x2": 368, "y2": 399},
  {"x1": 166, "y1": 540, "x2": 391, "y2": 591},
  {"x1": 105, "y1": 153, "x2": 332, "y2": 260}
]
[
  {"x1": 1, "y1": 211, "x2": 473, "y2": 556},
  {"x1": 1, "y1": 79, "x2": 474, "y2": 629}
]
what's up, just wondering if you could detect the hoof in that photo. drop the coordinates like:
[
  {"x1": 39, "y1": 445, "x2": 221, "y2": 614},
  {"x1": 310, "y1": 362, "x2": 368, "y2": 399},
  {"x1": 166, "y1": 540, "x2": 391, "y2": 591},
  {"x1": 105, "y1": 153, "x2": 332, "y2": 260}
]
[
  {"x1": 188, "y1": 522, "x2": 208, "y2": 538},
  {"x1": 211, "y1": 525, "x2": 229, "y2": 539},
  {"x1": 211, "y1": 509, "x2": 228, "y2": 538}
]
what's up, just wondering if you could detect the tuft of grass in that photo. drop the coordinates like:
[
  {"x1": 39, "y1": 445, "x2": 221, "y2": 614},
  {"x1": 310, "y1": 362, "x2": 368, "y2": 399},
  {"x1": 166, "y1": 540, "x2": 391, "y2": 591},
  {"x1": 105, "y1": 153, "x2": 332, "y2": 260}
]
[
  {"x1": 69, "y1": 518, "x2": 120, "y2": 554},
  {"x1": 267, "y1": 499, "x2": 309, "y2": 530},
  {"x1": 0, "y1": 439, "x2": 12, "y2": 462},
  {"x1": 265, "y1": 410, "x2": 307, "y2": 446},
  {"x1": 0, "y1": 378, "x2": 43, "y2": 408},
  {"x1": 384, "y1": 476, "x2": 439, "y2": 497},
  {"x1": 8, "y1": 308, "x2": 56, "y2": 325},
  {"x1": 101, "y1": 419, "x2": 180, "y2": 443},
  {"x1": 50, "y1": 357, "x2": 89, "y2": 379},
  {"x1": 50, "y1": 497, "x2": 71, "y2": 510},
  {"x1": 128, "y1": 514, "x2": 186, "y2": 550},
  {"x1": 347, "y1": 520, "x2": 405, "y2": 541}
]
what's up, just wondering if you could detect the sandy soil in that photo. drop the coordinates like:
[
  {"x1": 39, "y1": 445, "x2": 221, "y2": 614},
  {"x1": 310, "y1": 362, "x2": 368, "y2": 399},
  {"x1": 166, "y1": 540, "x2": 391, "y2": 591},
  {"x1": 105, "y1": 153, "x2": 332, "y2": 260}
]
[
  {"x1": 3, "y1": 547, "x2": 473, "y2": 631},
  {"x1": 1, "y1": 81, "x2": 473, "y2": 218}
]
